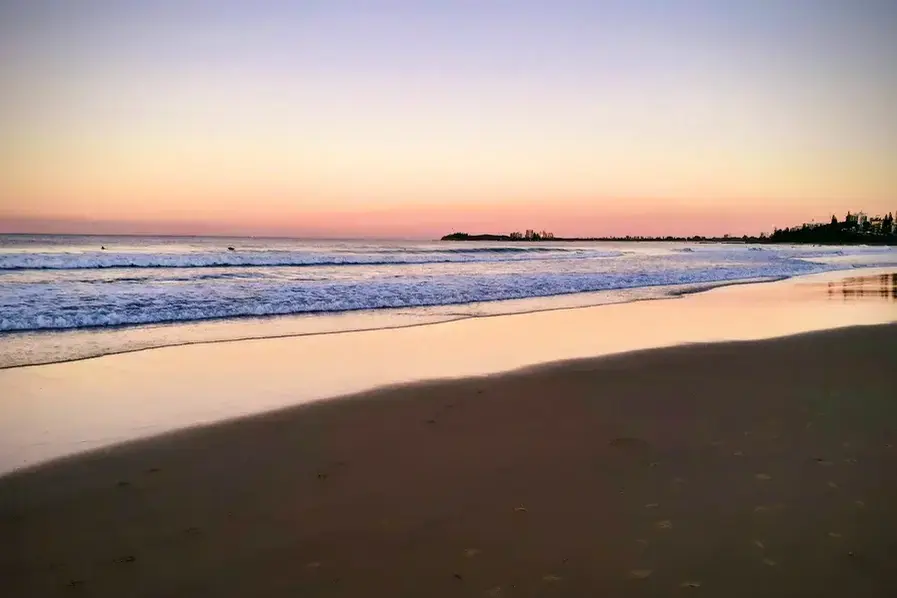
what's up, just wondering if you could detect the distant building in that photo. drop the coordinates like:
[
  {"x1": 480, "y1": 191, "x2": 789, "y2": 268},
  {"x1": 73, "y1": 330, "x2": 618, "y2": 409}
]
[{"x1": 507, "y1": 229, "x2": 554, "y2": 240}]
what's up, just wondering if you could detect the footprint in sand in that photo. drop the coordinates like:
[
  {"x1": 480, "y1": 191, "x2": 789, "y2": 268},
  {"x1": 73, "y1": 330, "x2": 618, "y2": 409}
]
[{"x1": 753, "y1": 504, "x2": 785, "y2": 513}]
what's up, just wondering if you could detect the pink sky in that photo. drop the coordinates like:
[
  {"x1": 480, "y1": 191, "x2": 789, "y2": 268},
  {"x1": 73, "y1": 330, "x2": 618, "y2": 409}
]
[
  {"x1": 1, "y1": 2, "x2": 895, "y2": 238},
  {"x1": 0, "y1": 200, "x2": 875, "y2": 239}
]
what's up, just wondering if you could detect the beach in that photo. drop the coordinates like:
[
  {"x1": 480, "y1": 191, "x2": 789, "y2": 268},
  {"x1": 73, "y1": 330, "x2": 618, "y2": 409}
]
[
  {"x1": 5, "y1": 1, "x2": 897, "y2": 594},
  {"x1": 2, "y1": 269, "x2": 897, "y2": 473},
  {"x1": 3, "y1": 310, "x2": 897, "y2": 595}
]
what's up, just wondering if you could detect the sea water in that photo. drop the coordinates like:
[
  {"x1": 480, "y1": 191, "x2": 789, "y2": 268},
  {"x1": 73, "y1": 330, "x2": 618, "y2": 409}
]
[{"x1": 1, "y1": 234, "x2": 895, "y2": 368}]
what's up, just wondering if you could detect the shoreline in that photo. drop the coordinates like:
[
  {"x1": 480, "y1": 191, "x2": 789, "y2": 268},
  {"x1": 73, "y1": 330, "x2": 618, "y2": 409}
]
[
  {"x1": 0, "y1": 274, "x2": 783, "y2": 371},
  {"x1": 1, "y1": 267, "x2": 895, "y2": 475},
  {"x1": 4, "y1": 264, "x2": 893, "y2": 371},
  {"x1": 2, "y1": 320, "x2": 894, "y2": 481},
  {"x1": 3, "y1": 324, "x2": 896, "y2": 596}
]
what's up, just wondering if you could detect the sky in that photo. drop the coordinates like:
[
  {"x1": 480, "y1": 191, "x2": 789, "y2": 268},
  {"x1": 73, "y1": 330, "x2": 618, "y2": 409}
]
[{"x1": 1, "y1": 0, "x2": 896, "y2": 238}]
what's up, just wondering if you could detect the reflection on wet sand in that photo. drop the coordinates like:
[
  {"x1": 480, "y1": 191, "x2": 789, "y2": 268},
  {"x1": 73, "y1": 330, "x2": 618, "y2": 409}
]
[
  {"x1": 828, "y1": 273, "x2": 897, "y2": 301},
  {"x1": 1, "y1": 268, "x2": 895, "y2": 475}
]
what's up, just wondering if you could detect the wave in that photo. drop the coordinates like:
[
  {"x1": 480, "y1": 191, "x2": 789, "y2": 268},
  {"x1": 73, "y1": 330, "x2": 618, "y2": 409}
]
[
  {"x1": 0, "y1": 259, "x2": 828, "y2": 332},
  {"x1": 0, "y1": 247, "x2": 618, "y2": 270}
]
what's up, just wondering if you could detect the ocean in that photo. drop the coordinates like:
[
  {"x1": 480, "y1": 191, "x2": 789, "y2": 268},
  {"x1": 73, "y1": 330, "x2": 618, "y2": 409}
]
[{"x1": 1, "y1": 234, "x2": 895, "y2": 368}]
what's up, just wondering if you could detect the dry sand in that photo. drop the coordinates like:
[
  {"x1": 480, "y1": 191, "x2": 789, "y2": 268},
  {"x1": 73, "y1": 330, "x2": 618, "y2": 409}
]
[{"x1": 2, "y1": 324, "x2": 897, "y2": 597}]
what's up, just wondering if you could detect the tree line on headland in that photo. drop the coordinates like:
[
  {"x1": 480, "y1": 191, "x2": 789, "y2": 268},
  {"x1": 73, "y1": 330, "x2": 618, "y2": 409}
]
[{"x1": 441, "y1": 211, "x2": 897, "y2": 245}]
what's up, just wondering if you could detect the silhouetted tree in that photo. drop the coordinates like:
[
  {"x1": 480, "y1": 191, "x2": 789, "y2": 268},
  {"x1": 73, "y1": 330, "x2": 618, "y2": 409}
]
[{"x1": 766, "y1": 211, "x2": 895, "y2": 245}]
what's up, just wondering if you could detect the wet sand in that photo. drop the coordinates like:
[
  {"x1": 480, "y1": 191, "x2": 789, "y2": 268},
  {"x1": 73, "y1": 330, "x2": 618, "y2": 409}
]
[
  {"x1": 3, "y1": 268, "x2": 896, "y2": 474},
  {"x1": 2, "y1": 324, "x2": 897, "y2": 597}
]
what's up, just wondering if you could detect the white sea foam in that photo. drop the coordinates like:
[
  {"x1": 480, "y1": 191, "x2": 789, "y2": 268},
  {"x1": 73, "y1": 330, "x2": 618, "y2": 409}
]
[
  {"x1": 0, "y1": 246, "x2": 616, "y2": 270},
  {"x1": 0, "y1": 238, "x2": 894, "y2": 334}
]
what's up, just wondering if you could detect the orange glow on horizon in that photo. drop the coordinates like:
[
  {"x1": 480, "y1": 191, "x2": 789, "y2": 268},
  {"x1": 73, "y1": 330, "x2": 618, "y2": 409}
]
[
  {"x1": 0, "y1": 198, "x2": 875, "y2": 239},
  {"x1": 2, "y1": 2, "x2": 895, "y2": 238}
]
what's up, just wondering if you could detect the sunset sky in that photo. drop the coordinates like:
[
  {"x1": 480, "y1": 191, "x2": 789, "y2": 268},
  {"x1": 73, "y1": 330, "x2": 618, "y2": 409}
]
[{"x1": 1, "y1": 0, "x2": 895, "y2": 238}]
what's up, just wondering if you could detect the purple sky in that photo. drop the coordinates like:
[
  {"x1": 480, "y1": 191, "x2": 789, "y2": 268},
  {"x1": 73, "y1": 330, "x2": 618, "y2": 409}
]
[{"x1": 2, "y1": 1, "x2": 895, "y2": 237}]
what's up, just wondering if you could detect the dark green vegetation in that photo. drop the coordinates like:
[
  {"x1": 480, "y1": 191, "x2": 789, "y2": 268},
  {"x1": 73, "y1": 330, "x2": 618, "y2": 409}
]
[
  {"x1": 440, "y1": 232, "x2": 742, "y2": 243},
  {"x1": 442, "y1": 211, "x2": 897, "y2": 245},
  {"x1": 768, "y1": 212, "x2": 896, "y2": 245}
]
